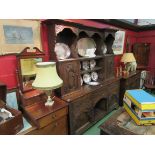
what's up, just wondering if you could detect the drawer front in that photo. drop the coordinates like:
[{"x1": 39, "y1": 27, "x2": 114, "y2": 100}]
[
  {"x1": 29, "y1": 116, "x2": 68, "y2": 135},
  {"x1": 22, "y1": 94, "x2": 46, "y2": 107},
  {"x1": 38, "y1": 107, "x2": 68, "y2": 128}
]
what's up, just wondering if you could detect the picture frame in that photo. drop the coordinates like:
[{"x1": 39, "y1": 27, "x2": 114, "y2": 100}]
[
  {"x1": 6, "y1": 89, "x2": 19, "y2": 110},
  {"x1": 0, "y1": 19, "x2": 42, "y2": 55},
  {"x1": 112, "y1": 30, "x2": 125, "y2": 55}
]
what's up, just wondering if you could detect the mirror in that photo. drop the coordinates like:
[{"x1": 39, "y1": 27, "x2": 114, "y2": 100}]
[
  {"x1": 17, "y1": 47, "x2": 45, "y2": 93},
  {"x1": 20, "y1": 58, "x2": 43, "y2": 92}
]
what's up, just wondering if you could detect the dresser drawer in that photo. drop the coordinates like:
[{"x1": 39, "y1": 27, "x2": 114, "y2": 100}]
[
  {"x1": 38, "y1": 107, "x2": 68, "y2": 128},
  {"x1": 28, "y1": 116, "x2": 68, "y2": 135}
]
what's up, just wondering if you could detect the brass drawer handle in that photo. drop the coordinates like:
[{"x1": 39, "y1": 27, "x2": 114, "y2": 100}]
[{"x1": 52, "y1": 114, "x2": 57, "y2": 119}]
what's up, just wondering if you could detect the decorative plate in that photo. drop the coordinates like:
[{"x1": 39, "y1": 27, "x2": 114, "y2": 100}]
[
  {"x1": 91, "y1": 72, "x2": 98, "y2": 81},
  {"x1": 82, "y1": 61, "x2": 89, "y2": 70},
  {"x1": 54, "y1": 43, "x2": 71, "y2": 60},
  {"x1": 90, "y1": 59, "x2": 96, "y2": 70},
  {"x1": 88, "y1": 81, "x2": 100, "y2": 86},
  {"x1": 83, "y1": 73, "x2": 91, "y2": 84},
  {"x1": 77, "y1": 38, "x2": 96, "y2": 57}
]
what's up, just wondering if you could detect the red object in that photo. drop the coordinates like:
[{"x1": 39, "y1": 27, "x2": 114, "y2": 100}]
[
  {"x1": 0, "y1": 20, "x2": 155, "y2": 90},
  {"x1": 0, "y1": 55, "x2": 17, "y2": 89}
]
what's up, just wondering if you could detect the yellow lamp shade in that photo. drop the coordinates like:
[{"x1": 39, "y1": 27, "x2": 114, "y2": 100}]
[
  {"x1": 121, "y1": 53, "x2": 136, "y2": 63},
  {"x1": 32, "y1": 62, "x2": 63, "y2": 90}
]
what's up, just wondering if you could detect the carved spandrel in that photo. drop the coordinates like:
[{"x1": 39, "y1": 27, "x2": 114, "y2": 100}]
[{"x1": 55, "y1": 25, "x2": 79, "y2": 35}]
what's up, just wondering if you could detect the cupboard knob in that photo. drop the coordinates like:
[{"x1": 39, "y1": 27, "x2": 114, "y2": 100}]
[{"x1": 52, "y1": 114, "x2": 56, "y2": 119}]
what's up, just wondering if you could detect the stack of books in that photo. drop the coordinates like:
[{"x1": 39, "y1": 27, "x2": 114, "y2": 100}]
[{"x1": 123, "y1": 89, "x2": 155, "y2": 125}]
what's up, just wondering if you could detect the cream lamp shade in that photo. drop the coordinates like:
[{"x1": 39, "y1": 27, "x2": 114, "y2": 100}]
[
  {"x1": 121, "y1": 53, "x2": 137, "y2": 72},
  {"x1": 121, "y1": 53, "x2": 136, "y2": 63},
  {"x1": 32, "y1": 62, "x2": 63, "y2": 106}
]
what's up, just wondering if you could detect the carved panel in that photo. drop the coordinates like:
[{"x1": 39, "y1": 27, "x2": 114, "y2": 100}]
[
  {"x1": 132, "y1": 43, "x2": 150, "y2": 68},
  {"x1": 103, "y1": 55, "x2": 115, "y2": 80},
  {"x1": 58, "y1": 61, "x2": 80, "y2": 95}
]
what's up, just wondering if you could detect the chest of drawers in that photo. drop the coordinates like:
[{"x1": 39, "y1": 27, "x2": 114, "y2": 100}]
[{"x1": 22, "y1": 96, "x2": 68, "y2": 135}]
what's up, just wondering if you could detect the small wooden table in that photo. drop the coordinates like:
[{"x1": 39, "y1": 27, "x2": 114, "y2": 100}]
[{"x1": 99, "y1": 108, "x2": 155, "y2": 135}]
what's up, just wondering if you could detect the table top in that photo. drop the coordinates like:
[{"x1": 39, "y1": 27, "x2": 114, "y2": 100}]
[{"x1": 99, "y1": 108, "x2": 155, "y2": 135}]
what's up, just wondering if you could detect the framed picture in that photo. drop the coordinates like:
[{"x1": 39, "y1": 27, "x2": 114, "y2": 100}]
[
  {"x1": 112, "y1": 30, "x2": 125, "y2": 55},
  {"x1": 0, "y1": 19, "x2": 42, "y2": 55},
  {"x1": 6, "y1": 90, "x2": 18, "y2": 110}
]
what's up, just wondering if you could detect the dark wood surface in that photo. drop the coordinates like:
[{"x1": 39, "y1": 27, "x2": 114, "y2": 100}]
[
  {"x1": 43, "y1": 19, "x2": 117, "y2": 33},
  {"x1": 57, "y1": 60, "x2": 81, "y2": 95},
  {"x1": 19, "y1": 89, "x2": 46, "y2": 107},
  {"x1": 132, "y1": 43, "x2": 150, "y2": 70},
  {"x1": 63, "y1": 78, "x2": 120, "y2": 135},
  {"x1": 119, "y1": 71, "x2": 141, "y2": 106},
  {"x1": 99, "y1": 108, "x2": 136, "y2": 135}
]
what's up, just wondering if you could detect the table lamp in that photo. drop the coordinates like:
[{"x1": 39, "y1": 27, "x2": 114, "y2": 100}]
[
  {"x1": 121, "y1": 53, "x2": 137, "y2": 72},
  {"x1": 32, "y1": 62, "x2": 63, "y2": 106}
]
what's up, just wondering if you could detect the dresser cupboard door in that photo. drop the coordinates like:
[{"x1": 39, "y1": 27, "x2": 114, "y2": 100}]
[
  {"x1": 69, "y1": 94, "x2": 93, "y2": 135},
  {"x1": 58, "y1": 61, "x2": 80, "y2": 95},
  {"x1": 104, "y1": 55, "x2": 114, "y2": 80},
  {"x1": 107, "y1": 81, "x2": 120, "y2": 111},
  {"x1": 132, "y1": 43, "x2": 150, "y2": 68}
]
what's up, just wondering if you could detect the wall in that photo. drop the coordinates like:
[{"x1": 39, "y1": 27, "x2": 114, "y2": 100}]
[
  {"x1": 0, "y1": 19, "x2": 138, "y2": 90},
  {"x1": 114, "y1": 30, "x2": 138, "y2": 67}
]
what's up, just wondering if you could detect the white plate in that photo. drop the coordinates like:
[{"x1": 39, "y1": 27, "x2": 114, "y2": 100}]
[
  {"x1": 90, "y1": 59, "x2": 96, "y2": 70},
  {"x1": 82, "y1": 61, "x2": 89, "y2": 70},
  {"x1": 91, "y1": 72, "x2": 98, "y2": 81},
  {"x1": 77, "y1": 38, "x2": 96, "y2": 57},
  {"x1": 88, "y1": 81, "x2": 100, "y2": 86},
  {"x1": 83, "y1": 73, "x2": 91, "y2": 84},
  {"x1": 54, "y1": 43, "x2": 71, "y2": 60}
]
